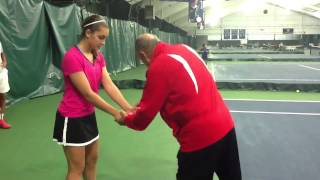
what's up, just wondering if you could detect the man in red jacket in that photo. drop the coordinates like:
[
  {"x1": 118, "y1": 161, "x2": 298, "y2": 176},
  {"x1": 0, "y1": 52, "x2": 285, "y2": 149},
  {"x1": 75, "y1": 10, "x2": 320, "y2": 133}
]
[{"x1": 116, "y1": 33, "x2": 241, "y2": 180}]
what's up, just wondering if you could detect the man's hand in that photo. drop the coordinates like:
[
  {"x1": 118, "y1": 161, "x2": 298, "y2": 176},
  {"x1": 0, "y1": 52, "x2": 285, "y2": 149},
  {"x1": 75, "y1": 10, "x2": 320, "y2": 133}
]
[
  {"x1": 126, "y1": 106, "x2": 137, "y2": 114},
  {"x1": 114, "y1": 111, "x2": 127, "y2": 126}
]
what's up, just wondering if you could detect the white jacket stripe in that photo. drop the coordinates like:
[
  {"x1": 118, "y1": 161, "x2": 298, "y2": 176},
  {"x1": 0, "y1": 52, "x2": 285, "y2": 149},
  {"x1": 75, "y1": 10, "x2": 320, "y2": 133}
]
[{"x1": 168, "y1": 54, "x2": 199, "y2": 94}]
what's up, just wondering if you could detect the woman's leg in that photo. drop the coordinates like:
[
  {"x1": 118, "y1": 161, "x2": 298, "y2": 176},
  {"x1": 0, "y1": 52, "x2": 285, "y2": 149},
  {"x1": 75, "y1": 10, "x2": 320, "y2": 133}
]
[
  {"x1": 0, "y1": 93, "x2": 5, "y2": 115},
  {"x1": 83, "y1": 140, "x2": 99, "y2": 180},
  {"x1": 63, "y1": 146, "x2": 86, "y2": 180},
  {"x1": 0, "y1": 93, "x2": 10, "y2": 128}
]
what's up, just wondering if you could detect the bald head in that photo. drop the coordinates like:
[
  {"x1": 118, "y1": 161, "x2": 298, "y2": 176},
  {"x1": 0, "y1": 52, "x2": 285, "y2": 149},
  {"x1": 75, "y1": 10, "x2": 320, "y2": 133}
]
[{"x1": 135, "y1": 33, "x2": 160, "y2": 58}]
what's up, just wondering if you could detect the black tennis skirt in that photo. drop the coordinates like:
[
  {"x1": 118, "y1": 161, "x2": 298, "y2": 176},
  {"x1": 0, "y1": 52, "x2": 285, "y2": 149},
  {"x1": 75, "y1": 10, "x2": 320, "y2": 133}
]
[{"x1": 53, "y1": 111, "x2": 99, "y2": 146}]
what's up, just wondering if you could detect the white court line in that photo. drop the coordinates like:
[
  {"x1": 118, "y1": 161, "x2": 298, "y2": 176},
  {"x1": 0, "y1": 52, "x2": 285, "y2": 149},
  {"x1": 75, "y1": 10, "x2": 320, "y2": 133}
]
[
  {"x1": 225, "y1": 99, "x2": 320, "y2": 103},
  {"x1": 299, "y1": 65, "x2": 320, "y2": 71},
  {"x1": 258, "y1": 55, "x2": 272, "y2": 59},
  {"x1": 230, "y1": 110, "x2": 320, "y2": 116}
]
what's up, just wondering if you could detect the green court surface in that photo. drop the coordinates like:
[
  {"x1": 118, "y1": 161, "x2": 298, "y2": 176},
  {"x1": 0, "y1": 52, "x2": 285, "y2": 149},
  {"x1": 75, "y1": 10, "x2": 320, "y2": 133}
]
[{"x1": 1, "y1": 88, "x2": 319, "y2": 180}]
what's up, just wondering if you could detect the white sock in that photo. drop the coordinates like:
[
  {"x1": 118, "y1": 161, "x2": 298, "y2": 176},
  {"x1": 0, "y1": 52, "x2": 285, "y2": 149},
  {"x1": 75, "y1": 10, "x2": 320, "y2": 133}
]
[{"x1": 0, "y1": 113, "x2": 4, "y2": 119}]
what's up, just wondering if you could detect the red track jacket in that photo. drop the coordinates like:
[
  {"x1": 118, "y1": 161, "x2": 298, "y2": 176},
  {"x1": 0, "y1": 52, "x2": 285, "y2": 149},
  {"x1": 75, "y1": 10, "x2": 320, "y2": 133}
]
[{"x1": 124, "y1": 42, "x2": 234, "y2": 152}]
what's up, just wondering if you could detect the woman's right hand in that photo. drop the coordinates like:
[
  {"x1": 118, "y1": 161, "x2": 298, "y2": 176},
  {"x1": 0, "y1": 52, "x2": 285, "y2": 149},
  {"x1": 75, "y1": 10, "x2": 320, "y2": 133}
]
[{"x1": 114, "y1": 111, "x2": 127, "y2": 125}]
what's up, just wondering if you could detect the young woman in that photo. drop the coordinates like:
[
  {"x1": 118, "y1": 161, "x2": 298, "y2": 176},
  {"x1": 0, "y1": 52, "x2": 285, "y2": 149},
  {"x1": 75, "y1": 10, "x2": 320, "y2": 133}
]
[{"x1": 53, "y1": 15, "x2": 132, "y2": 180}]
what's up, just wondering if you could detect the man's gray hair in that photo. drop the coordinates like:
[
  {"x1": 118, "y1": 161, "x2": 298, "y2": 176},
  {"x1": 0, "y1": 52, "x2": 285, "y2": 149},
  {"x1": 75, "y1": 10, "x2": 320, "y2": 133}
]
[{"x1": 135, "y1": 34, "x2": 160, "y2": 56}]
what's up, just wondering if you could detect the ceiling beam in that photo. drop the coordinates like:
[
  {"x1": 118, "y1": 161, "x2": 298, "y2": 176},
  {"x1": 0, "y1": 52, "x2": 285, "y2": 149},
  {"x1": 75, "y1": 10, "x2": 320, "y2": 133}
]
[
  {"x1": 172, "y1": 12, "x2": 192, "y2": 26},
  {"x1": 173, "y1": 19, "x2": 197, "y2": 28},
  {"x1": 156, "y1": 2, "x2": 188, "y2": 19},
  {"x1": 165, "y1": 8, "x2": 188, "y2": 22},
  {"x1": 308, "y1": 5, "x2": 320, "y2": 11}
]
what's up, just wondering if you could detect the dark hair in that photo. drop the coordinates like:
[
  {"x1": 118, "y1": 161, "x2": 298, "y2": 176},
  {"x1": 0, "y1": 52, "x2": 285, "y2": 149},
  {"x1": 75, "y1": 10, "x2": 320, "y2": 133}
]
[
  {"x1": 80, "y1": 15, "x2": 108, "y2": 40},
  {"x1": 80, "y1": 15, "x2": 108, "y2": 60}
]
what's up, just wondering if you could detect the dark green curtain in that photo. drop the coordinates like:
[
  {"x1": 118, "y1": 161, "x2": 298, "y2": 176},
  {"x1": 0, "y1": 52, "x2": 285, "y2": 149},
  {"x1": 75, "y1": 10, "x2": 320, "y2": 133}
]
[
  {"x1": 106, "y1": 19, "x2": 138, "y2": 74},
  {"x1": 0, "y1": 0, "x2": 50, "y2": 104},
  {"x1": 44, "y1": 3, "x2": 82, "y2": 68}
]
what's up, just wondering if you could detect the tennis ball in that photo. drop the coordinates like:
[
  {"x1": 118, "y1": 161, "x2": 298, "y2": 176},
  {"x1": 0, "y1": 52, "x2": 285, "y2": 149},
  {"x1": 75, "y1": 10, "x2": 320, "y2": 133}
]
[{"x1": 296, "y1": 89, "x2": 300, "y2": 93}]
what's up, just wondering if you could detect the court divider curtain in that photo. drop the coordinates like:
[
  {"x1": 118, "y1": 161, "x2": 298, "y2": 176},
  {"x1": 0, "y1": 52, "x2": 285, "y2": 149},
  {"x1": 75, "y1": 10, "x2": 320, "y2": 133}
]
[{"x1": 0, "y1": 0, "x2": 50, "y2": 105}]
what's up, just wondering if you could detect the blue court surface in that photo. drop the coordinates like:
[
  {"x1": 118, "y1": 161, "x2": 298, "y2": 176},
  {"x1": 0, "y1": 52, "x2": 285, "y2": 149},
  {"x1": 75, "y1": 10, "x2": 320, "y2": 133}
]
[
  {"x1": 208, "y1": 54, "x2": 320, "y2": 61},
  {"x1": 227, "y1": 99, "x2": 320, "y2": 180},
  {"x1": 209, "y1": 62, "x2": 320, "y2": 84}
]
